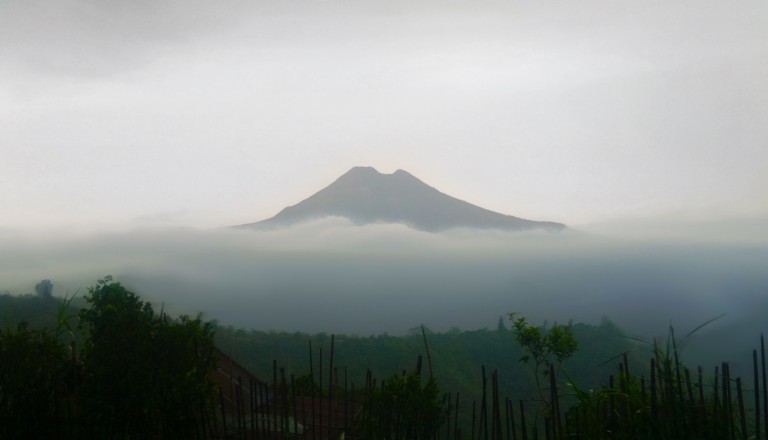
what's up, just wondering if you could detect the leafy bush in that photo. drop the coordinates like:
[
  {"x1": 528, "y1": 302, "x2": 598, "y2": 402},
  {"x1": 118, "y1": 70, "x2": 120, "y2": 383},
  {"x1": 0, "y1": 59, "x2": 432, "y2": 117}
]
[{"x1": 78, "y1": 276, "x2": 218, "y2": 438}]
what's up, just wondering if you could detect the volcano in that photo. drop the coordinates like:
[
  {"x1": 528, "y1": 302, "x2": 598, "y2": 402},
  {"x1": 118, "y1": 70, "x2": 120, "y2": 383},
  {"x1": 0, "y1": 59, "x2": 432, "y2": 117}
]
[{"x1": 236, "y1": 167, "x2": 565, "y2": 232}]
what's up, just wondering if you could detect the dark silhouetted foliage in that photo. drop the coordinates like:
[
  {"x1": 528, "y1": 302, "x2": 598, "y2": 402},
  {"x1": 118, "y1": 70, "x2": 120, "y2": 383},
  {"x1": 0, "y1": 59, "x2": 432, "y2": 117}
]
[
  {"x1": 78, "y1": 276, "x2": 218, "y2": 438},
  {"x1": 357, "y1": 370, "x2": 449, "y2": 440},
  {"x1": 0, "y1": 322, "x2": 68, "y2": 439}
]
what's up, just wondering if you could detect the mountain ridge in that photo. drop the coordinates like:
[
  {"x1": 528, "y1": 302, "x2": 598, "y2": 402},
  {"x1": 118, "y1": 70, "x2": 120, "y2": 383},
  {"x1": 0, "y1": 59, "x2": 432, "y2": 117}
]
[{"x1": 236, "y1": 167, "x2": 566, "y2": 232}]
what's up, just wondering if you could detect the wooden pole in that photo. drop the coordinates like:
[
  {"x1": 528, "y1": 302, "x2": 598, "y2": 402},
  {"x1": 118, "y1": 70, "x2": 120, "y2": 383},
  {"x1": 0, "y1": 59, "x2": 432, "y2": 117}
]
[
  {"x1": 328, "y1": 335, "x2": 335, "y2": 439},
  {"x1": 737, "y1": 377, "x2": 747, "y2": 440},
  {"x1": 762, "y1": 334, "x2": 767, "y2": 440},
  {"x1": 455, "y1": 392, "x2": 461, "y2": 440},
  {"x1": 755, "y1": 350, "x2": 762, "y2": 440},
  {"x1": 422, "y1": 325, "x2": 434, "y2": 378},
  {"x1": 310, "y1": 341, "x2": 316, "y2": 440}
]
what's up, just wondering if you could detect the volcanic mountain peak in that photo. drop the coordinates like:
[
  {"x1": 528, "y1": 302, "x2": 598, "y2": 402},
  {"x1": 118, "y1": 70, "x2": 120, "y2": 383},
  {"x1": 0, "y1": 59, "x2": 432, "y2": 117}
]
[
  {"x1": 236, "y1": 167, "x2": 565, "y2": 232},
  {"x1": 334, "y1": 166, "x2": 419, "y2": 185}
]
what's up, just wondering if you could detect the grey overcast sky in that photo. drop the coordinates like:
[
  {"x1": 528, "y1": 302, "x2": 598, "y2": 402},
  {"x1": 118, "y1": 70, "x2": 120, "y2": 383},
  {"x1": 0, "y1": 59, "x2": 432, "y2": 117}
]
[{"x1": 2, "y1": 0, "x2": 766, "y2": 231}]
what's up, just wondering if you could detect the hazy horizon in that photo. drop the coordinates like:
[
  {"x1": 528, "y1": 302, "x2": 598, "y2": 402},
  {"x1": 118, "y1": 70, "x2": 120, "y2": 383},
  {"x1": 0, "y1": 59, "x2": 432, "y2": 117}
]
[{"x1": 2, "y1": 221, "x2": 765, "y2": 333}]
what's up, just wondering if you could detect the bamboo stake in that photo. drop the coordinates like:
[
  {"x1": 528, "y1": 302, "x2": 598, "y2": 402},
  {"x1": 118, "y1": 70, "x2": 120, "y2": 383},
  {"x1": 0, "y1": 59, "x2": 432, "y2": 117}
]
[
  {"x1": 319, "y1": 348, "x2": 323, "y2": 440},
  {"x1": 455, "y1": 392, "x2": 460, "y2": 440},
  {"x1": 722, "y1": 363, "x2": 730, "y2": 440},
  {"x1": 481, "y1": 366, "x2": 488, "y2": 440},
  {"x1": 737, "y1": 377, "x2": 747, "y2": 440},
  {"x1": 651, "y1": 358, "x2": 658, "y2": 423},
  {"x1": 608, "y1": 375, "x2": 615, "y2": 434},
  {"x1": 264, "y1": 381, "x2": 272, "y2": 436},
  {"x1": 698, "y1": 365, "x2": 707, "y2": 428},
  {"x1": 422, "y1": 324, "x2": 434, "y2": 378},
  {"x1": 496, "y1": 373, "x2": 503, "y2": 440},
  {"x1": 273, "y1": 360, "x2": 279, "y2": 438},
  {"x1": 283, "y1": 368, "x2": 290, "y2": 438},
  {"x1": 236, "y1": 375, "x2": 244, "y2": 440},
  {"x1": 219, "y1": 387, "x2": 228, "y2": 439},
  {"x1": 328, "y1": 335, "x2": 335, "y2": 439},
  {"x1": 291, "y1": 374, "x2": 298, "y2": 437},
  {"x1": 258, "y1": 382, "x2": 265, "y2": 438},
  {"x1": 685, "y1": 368, "x2": 695, "y2": 436},
  {"x1": 350, "y1": 382, "x2": 356, "y2": 440},
  {"x1": 447, "y1": 392, "x2": 453, "y2": 440},
  {"x1": 714, "y1": 365, "x2": 720, "y2": 437},
  {"x1": 727, "y1": 363, "x2": 735, "y2": 440},
  {"x1": 309, "y1": 340, "x2": 316, "y2": 440},
  {"x1": 756, "y1": 350, "x2": 762, "y2": 440},
  {"x1": 250, "y1": 379, "x2": 257, "y2": 440},
  {"x1": 509, "y1": 396, "x2": 517, "y2": 440},
  {"x1": 344, "y1": 367, "x2": 348, "y2": 437},
  {"x1": 491, "y1": 371, "x2": 498, "y2": 440},
  {"x1": 334, "y1": 367, "x2": 340, "y2": 436},
  {"x1": 550, "y1": 364, "x2": 562, "y2": 440},
  {"x1": 505, "y1": 398, "x2": 511, "y2": 440},
  {"x1": 762, "y1": 334, "x2": 767, "y2": 440},
  {"x1": 618, "y1": 362, "x2": 626, "y2": 433}
]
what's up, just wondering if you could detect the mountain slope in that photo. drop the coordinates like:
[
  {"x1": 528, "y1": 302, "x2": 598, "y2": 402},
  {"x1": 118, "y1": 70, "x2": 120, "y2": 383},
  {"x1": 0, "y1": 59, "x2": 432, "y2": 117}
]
[{"x1": 236, "y1": 166, "x2": 565, "y2": 232}]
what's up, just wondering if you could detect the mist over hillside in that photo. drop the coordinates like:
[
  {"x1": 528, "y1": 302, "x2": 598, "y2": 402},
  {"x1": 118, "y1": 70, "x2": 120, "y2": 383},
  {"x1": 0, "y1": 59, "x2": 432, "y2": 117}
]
[{"x1": 3, "y1": 219, "x2": 766, "y2": 370}]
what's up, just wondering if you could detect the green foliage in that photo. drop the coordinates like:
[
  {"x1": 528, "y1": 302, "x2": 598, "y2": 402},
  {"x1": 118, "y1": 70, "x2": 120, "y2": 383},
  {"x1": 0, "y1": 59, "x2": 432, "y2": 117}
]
[
  {"x1": 358, "y1": 371, "x2": 449, "y2": 440},
  {"x1": 510, "y1": 314, "x2": 578, "y2": 368},
  {"x1": 563, "y1": 319, "x2": 741, "y2": 439},
  {"x1": 54, "y1": 288, "x2": 79, "y2": 344},
  {"x1": 78, "y1": 277, "x2": 218, "y2": 438},
  {"x1": 509, "y1": 313, "x2": 578, "y2": 404},
  {"x1": 0, "y1": 322, "x2": 69, "y2": 439}
]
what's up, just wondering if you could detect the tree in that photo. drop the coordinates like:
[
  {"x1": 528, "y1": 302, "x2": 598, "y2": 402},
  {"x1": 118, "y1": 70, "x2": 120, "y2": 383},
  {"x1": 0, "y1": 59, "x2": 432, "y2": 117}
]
[
  {"x1": 34, "y1": 279, "x2": 54, "y2": 300},
  {"x1": 509, "y1": 313, "x2": 578, "y2": 404},
  {"x1": 78, "y1": 276, "x2": 218, "y2": 438}
]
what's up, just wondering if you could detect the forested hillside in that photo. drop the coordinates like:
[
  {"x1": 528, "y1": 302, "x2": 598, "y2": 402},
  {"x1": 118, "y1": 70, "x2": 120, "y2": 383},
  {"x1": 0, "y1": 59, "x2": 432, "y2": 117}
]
[{"x1": 213, "y1": 317, "x2": 637, "y2": 416}]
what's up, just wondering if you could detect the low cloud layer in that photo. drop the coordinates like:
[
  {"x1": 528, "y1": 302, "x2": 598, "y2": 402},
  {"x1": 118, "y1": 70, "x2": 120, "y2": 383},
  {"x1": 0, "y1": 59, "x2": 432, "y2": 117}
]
[{"x1": 3, "y1": 221, "x2": 765, "y2": 358}]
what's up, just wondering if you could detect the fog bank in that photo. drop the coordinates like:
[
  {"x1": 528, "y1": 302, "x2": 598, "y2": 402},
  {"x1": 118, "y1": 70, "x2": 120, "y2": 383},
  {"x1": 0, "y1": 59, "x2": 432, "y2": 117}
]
[{"x1": 2, "y1": 220, "x2": 765, "y2": 351}]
